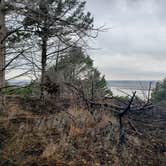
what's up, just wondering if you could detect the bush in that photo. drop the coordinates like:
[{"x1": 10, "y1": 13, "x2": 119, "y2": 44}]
[{"x1": 151, "y1": 78, "x2": 166, "y2": 103}]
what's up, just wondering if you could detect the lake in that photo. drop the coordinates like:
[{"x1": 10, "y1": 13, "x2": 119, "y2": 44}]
[
  {"x1": 9, "y1": 79, "x2": 158, "y2": 99},
  {"x1": 108, "y1": 80, "x2": 158, "y2": 99}
]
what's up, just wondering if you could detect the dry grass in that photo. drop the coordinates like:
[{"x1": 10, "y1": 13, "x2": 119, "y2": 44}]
[{"x1": 0, "y1": 97, "x2": 165, "y2": 165}]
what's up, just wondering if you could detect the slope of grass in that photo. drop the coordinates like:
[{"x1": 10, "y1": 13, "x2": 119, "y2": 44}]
[{"x1": 0, "y1": 96, "x2": 165, "y2": 165}]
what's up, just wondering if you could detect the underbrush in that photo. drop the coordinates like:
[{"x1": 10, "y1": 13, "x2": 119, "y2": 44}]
[
  {"x1": 3, "y1": 82, "x2": 40, "y2": 97},
  {"x1": 0, "y1": 97, "x2": 165, "y2": 165}
]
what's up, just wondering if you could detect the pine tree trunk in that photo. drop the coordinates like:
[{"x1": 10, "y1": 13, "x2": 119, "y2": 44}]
[
  {"x1": 0, "y1": 0, "x2": 6, "y2": 89},
  {"x1": 0, "y1": 0, "x2": 6, "y2": 112}
]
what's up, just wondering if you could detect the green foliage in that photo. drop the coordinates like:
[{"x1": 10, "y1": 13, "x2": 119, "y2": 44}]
[
  {"x1": 114, "y1": 95, "x2": 142, "y2": 103},
  {"x1": 21, "y1": 0, "x2": 95, "y2": 97},
  {"x1": 151, "y1": 78, "x2": 166, "y2": 103},
  {"x1": 0, "y1": 111, "x2": 6, "y2": 117},
  {"x1": 114, "y1": 95, "x2": 130, "y2": 101},
  {"x1": 3, "y1": 82, "x2": 39, "y2": 97},
  {"x1": 23, "y1": 0, "x2": 94, "y2": 42},
  {"x1": 88, "y1": 68, "x2": 112, "y2": 99},
  {"x1": 52, "y1": 47, "x2": 93, "y2": 82},
  {"x1": 47, "y1": 47, "x2": 112, "y2": 99}
]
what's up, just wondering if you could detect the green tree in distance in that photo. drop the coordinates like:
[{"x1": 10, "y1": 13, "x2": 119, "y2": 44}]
[
  {"x1": 151, "y1": 78, "x2": 166, "y2": 103},
  {"x1": 47, "y1": 47, "x2": 112, "y2": 100}
]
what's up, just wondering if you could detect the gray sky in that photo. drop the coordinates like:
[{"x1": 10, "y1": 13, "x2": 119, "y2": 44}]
[{"x1": 86, "y1": 0, "x2": 166, "y2": 80}]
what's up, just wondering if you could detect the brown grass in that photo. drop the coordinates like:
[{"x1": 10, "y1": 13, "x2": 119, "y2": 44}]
[{"x1": 0, "y1": 97, "x2": 165, "y2": 165}]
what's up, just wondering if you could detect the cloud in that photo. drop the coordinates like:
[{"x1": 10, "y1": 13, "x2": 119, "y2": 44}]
[
  {"x1": 91, "y1": 53, "x2": 166, "y2": 80},
  {"x1": 86, "y1": 0, "x2": 166, "y2": 80}
]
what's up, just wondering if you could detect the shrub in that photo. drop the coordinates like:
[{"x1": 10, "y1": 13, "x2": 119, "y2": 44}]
[{"x1": 151, "y1": 78, "x2": 166, "y2": 103}]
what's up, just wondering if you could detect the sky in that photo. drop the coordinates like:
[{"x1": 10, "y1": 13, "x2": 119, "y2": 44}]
[{"x1": 86, "y1": 0, "x2": 166, "y2": 80}]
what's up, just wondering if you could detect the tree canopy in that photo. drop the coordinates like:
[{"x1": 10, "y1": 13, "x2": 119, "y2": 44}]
[
  {"x1": 0, "y1": 0, "x2": 99, "y2": 98},
  {"x1": 47, "y1": 47, "x2": 112, "y2": 100}
]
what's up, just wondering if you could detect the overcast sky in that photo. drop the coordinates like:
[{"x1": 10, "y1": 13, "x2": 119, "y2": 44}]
[{"x1": 85, "y1": 0, "x2": 166, "y2": 80}]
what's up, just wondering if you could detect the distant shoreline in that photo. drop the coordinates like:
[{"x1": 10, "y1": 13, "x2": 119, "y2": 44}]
[
  {"x1": 107, "y1": 80, "x2": 158, "y2": 97},
  {"x1": 108, "y1": 80, "x2": 157, "y2": 89}
]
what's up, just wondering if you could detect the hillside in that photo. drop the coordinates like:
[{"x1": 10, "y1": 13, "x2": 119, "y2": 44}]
[{"x1": 0, "y1": 96, "x2": 165, "y2": 165}]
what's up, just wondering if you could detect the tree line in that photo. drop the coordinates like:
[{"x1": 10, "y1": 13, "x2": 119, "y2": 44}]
[{"x1": 0, "y1": 0, "x2": 111, "y2": 101}]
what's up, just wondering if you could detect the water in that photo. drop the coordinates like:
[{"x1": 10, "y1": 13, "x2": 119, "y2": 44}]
[
  {"x1": 108, "y1": 80, "x2": 157, "y2": 99},
  {"x1": 8, "y1": 80, "x2": 30, "y2": 86},
  {"x1": 8, "y1": 79, "x2": 158, "y2": 99}
]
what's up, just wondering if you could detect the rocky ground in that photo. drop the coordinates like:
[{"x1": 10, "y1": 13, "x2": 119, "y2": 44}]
[{"x1": 0, "y1": 96, "x2": 165, "y2": 166}]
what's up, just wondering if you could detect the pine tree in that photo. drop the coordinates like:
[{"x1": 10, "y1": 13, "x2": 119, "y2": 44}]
[
  {"x1": 47, "y1": 47, "x2": 112, "y2": 100},
  {"x1": 22, "y1": 0, "x2": 95, "y2": 98}
]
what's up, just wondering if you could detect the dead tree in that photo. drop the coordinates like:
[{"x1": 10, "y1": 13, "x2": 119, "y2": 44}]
[{"x1": 118, "y1": 91, "x2": 136, "y2": 144}]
